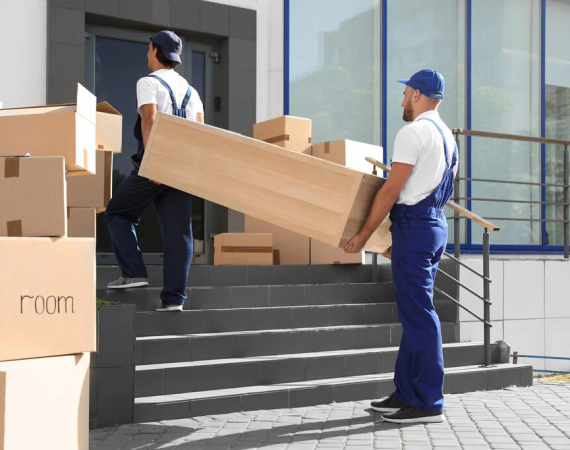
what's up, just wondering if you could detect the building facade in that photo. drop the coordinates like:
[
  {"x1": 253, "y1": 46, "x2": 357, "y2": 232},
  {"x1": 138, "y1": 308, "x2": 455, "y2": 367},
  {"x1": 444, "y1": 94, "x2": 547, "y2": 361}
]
[{"x1": 1, "y1": 0, "x2": 569, "y2": 372}]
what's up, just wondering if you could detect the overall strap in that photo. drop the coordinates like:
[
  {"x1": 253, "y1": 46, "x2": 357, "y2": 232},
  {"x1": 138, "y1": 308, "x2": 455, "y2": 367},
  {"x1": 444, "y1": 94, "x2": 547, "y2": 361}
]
[
  {"x1": 418, "y1": 117, "x2": 457, "y2": 170},
  {"x1": 181, "y1": 85, "x2": 192, "y2": 110},
  {"x1": 147, "y1": 74, "x2": 179, "y2": 113}
]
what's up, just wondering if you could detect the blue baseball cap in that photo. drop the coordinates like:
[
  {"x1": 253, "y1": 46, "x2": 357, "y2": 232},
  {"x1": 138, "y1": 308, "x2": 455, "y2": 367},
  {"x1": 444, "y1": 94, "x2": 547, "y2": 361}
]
[
  {"x1": 150, "y1": 30, "x2": 183, "y2": 63},
  {"x1": 397, "y1": 69, "x2": 445, "y2": 99}
]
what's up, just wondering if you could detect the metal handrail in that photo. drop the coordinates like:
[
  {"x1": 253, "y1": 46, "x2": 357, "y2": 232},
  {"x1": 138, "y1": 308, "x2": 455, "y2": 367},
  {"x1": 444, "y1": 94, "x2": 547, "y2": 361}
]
[
  {"x1": 437, "y1": 269, "x2": 491, "y2": 304},
  {"x1": 512, "y1": 352, "x2": 570, "y2": 374},
  {"x1": 434, "y1": 287, "x2": 492, "y2": 325},
  {"x1": 452, "y1": 128, "x2": 570, "y2": 146}
]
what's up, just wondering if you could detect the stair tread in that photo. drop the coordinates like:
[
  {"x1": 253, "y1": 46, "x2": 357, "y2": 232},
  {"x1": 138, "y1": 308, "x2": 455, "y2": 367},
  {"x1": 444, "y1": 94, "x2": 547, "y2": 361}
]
[
  {"x1": 136, "y1": 323, "x2": 413, "y2": 341},
  {"x1": 104, "y1": 282, "x2": 390, "y2": 290},
  {"x1": 135, "y1": 363, "x2": 529, "y2": 404},
  {"x1": 136, "y1": 342, "x2": 484, "y2": 371}
]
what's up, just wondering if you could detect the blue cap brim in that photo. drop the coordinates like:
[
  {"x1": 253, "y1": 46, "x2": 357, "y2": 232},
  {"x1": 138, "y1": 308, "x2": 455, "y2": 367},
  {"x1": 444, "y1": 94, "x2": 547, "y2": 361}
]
[{"x1": 397, "y1": 79, "x2": 410, "y2": 85}]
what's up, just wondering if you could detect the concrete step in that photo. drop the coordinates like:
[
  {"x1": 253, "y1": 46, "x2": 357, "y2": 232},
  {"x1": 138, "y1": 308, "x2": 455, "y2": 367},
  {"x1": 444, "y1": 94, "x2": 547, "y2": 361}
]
[
  {"x1": 97, "y1": 264, "x2": 386, "y2": 290},
  {"x1": 135, "y1": 301, "x2": 457, "y2": 337},
  {"x1": 133, "y1": 363, "x2": 533, "y2": 422},
  {"x1": 135, "y1": 342, "x2": 487, "y2": 398},
  {"x1": 135, "y1": 323, "x2": 458, "y2": 365},
  {"x1": 97, "y1": 282, "x2": 394, "y2": 312}
]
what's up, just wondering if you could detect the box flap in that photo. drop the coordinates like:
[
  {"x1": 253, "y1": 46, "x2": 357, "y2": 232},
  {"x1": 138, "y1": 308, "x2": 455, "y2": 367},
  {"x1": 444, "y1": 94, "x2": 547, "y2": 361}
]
[
  {"x1": 76, "y1": 83, "x2": 97, "y2": 125},
  {"x1": 97, "y1": 101, "x2": 122, "y2": 116}
]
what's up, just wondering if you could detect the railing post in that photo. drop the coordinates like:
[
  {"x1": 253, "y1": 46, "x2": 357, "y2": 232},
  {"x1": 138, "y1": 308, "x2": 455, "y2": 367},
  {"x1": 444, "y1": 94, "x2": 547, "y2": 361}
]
[
  {"x1": 372, "y1": 165, "x2": 379, "y2": 280},
  {"x1": 483, "y1": 229, "x2": 492, "y2": 366},
  {"x1": 512, "y1": 351, "x2": 518, "y2": 365},
  {"x1": 564, "y1": 145, "x2": 570, "y2": 259},
  {"x1": 454, "y1": 132, "x2": 460, "y2": 258}
]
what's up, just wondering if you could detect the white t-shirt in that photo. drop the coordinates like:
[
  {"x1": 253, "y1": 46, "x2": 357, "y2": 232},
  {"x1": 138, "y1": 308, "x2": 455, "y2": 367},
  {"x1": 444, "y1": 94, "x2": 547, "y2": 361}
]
[
  {"x1": 136, "y1": 68, "x2": 204, "y2": 121},
  {"x1": 391, "y1": 110, "x2": 458, "y2": 206}
]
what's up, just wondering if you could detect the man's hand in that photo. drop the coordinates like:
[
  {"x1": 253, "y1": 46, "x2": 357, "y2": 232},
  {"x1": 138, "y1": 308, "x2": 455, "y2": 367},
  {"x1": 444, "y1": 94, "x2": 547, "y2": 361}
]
[
  {"x1": 344, "y1": 234, "x2": 368, "y2": 253},
  {"x1": 381, "y1": 246, "x2": 392, "y2": 259}
]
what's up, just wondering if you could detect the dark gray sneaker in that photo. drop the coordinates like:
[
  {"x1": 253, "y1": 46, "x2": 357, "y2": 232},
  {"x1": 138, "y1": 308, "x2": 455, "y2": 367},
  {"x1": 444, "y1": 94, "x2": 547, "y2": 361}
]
[
  {"x1": 382, "y1": 405, "x2": 445, "y2": 424},
  {"x1": 371, "y1": 393, "x2": 407, "y2": 413},
  {"x1": 107, "y1": 277, "x2": 149, "y2": 289}
]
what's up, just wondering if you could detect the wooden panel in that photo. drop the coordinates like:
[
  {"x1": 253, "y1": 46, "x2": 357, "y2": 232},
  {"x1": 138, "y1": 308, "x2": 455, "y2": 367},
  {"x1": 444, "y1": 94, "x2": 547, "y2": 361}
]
[
  {"x1": 340, "y1": 173, "x2": 392, "y2": 253},
  {"x1": 141, "y1": 114, "x2": 370, "y2": 246}
]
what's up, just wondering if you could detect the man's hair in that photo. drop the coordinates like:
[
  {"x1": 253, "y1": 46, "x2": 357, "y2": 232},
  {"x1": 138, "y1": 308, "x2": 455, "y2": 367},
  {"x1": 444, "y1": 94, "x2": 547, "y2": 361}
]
[{"x1": 152, "y1": 42, "x2": 180, "y2": 69}]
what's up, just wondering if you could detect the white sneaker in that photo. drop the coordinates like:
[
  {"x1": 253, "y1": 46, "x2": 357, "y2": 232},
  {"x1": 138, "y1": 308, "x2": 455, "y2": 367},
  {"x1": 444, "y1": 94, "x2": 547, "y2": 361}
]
[
  {"x1": 107, "y1": 277, "x2": 149, "y2": 289},
  {"x1": 156, "y1": 303, "x2": 183, "y2": 312}
]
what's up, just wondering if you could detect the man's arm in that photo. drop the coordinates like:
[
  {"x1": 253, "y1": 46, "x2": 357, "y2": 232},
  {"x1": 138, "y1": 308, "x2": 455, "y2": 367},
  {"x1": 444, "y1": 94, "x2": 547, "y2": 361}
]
[
  {"x1": 141, "y1": 103, "x2": 158, "y2": 149},
  {"x1": 196, "y1": 113, "x2": 204, "y2": 124},
  {"x1": 344, "y1": 162, "x2": 414, "y2": 253}
]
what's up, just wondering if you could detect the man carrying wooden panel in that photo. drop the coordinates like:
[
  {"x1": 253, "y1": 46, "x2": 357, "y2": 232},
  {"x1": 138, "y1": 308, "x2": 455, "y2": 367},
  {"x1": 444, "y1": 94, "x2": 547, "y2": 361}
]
[
  {"x1": 345, "y1": 69, "x2": 457, "y2": 424},
  {"x1": 104, "y1": 31, "x2": 204, "y2": 312}
]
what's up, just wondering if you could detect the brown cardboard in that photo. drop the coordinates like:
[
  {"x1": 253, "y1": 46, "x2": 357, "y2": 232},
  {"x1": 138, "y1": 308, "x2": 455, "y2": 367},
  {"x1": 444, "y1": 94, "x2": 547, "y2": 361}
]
[
  {"x1": 67, "y1": 149, "x2": 113, "y2": 211},
  {"x1": 67, "y1": 208, "x2": 96, "y2": 238},
  {"x1": 214, "y1": 233, "x2": 273, "y2": 265},
  {"x1": 0, "y1": 238, "x2": 96, "y2": 362},
  {"x1": 244, "y1": 216, "x2": 310, "y2": 265},
  {"x1": 0, "y1": 157, "x2": 66, "y2": 237},
  {"x1": 0, "y1": 83, "x2": 96, "y2": 175},
  {"x1": 253, "y1": 116, "x2": 312, "y2": 153},
  {"x1": 0, "y1": 353, "x2": 89, "y2": 450},
  {"x1": 97, "y1": 102, "x2": 122, "y2": 153},
  {"x1": 311, "y1": 239, "x2": 364, "y2": 265},
  {"x1": 312, "y1": 139, "x2": 383, "y2": 174},
  {"x1": 140, "y1": 114, "x2": 391, "y2": 253}
]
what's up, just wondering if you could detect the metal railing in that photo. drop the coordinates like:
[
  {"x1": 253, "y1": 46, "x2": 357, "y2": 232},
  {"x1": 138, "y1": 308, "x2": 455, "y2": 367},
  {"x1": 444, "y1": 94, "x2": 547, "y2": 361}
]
[
  {"x1": 451, "y1": 129, "x2": 570, "y2": 259},
  {"x1": 366, "y1": 157, "x2": 499, "y2": 367}
]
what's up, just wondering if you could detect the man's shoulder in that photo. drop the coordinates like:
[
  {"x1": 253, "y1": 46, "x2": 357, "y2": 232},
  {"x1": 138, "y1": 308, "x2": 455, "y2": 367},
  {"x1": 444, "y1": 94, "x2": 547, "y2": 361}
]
[{"x1": 396, "y1": 121, "x2": 425, "y2": 143}]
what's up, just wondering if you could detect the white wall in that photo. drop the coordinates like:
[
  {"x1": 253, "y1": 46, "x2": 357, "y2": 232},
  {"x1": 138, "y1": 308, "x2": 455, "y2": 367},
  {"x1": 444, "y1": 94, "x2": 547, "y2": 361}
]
[
  {"x1": 0, "y1": 0, "x2": 47, "y2": 107},
  {"x1": 460, "y1": 257, "x2": 570, "y2": 373}
]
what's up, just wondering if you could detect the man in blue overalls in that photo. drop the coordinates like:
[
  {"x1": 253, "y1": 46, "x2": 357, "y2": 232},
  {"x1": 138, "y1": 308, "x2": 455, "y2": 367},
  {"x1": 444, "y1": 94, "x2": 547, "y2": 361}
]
[
  {"x1": 345, "y1": 69, "x2": 457, "y2": 423},
  {"x1": 104, "y1": 31, "x2": 204, "y2": 312}
]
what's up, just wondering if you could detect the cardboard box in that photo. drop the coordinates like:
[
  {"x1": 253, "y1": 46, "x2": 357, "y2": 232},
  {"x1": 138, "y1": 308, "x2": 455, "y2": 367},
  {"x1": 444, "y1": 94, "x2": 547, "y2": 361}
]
[
  {"x1": 67, "y1": 149, "x2": 113, "y2": 211},
  {"x1": 67, "y1": 208, "x2": 96, "y2": 238},
  {"x1": 253, "y1": 116, "x2": 312, "y2": 153},
  {"x1": 0, "y1": 83, "x2": 96, "y2": 175},
  {"x1": 312, "y1": 139, "x2": 383, "y2": 174},
  {"x1": 0, "y1": 157, "x2": 66, "y2": 237},
  {"x1": 311, "y1": 239, "x2": 364, "y2": 265},
  {"x1": 97, "y1": 102, "x2": 122, "y2": 153},
  {"x1": 214, "y1": 233, "x2": 273, "y2": 265},
  {"x1": 0, "y1": 353, "x2": 89, "y2": 450},
  {"x1": 0, "y1": 238, "x2": 96, "y2": 362},
  {"x1": 140, "y1": 114, "x2": 391, "y2": 253},
  {"x1": 244, "y1": 216, "x2": 310, "y2": 265}
]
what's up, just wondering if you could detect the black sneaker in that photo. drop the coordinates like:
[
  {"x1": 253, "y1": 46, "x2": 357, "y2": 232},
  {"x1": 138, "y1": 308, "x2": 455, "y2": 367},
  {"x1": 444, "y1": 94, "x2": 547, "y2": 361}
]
[
  {"x1": 371, "y1": 393, "x2": 407, "y2": 413},
  {"x1": 382, "y1": 405, "x2": 445, "y2": 424}
]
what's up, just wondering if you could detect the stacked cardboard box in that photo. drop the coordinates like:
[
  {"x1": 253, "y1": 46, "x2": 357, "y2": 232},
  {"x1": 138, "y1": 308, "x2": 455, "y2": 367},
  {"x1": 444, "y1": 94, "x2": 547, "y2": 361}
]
[
  {"x1": 214, "y1": 233, "x2": 273, "y2": 265},
  {"x1": 245, "y1": 116, "x2": 312, "y2": 265},
  {"x1": 0, "y1": 84, "x2": 122, "y2": 449}
]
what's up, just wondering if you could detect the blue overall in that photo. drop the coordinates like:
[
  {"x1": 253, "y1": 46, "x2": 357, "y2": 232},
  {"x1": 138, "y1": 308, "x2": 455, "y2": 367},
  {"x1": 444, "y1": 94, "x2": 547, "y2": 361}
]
[
  {"x1": 390, "y1": 118, "x2": 458, "y2": 412},
  {"x1": 104, "y1": 75, "x2": 194, "y2": 306}
]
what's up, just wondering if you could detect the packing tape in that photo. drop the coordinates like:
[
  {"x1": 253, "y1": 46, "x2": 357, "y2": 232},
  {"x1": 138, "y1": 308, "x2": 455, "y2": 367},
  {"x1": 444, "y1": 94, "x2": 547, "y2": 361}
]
[
  {"x1": 221, "y1": 246, "x2": 273, "y2": 254},
  {"x1": 324, "y1": 142, "x2": 330, "y2": 154},
  {"x1": 4, "y1": 158, "x2": 19, "y2": 178},
  {"x1": 273, "y1": 249, "x2": 280, "y2": 265},
  {"x1": 7, "y1": 220, "x2": 22, "y2": 237},
  {"x1": 263, "y1": 134, "x2": 290, "y2": 144},
  {"x1": 104, "y1": 151, "x2": 112, "y2": 206}
]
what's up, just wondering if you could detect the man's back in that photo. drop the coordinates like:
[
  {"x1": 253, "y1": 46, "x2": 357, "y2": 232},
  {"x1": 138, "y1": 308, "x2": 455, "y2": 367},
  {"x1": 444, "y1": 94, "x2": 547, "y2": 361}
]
[
  {"x1": 136, "y1": 68, "x2": 203, "y2": 121},
  {"x1": 392, "y1": 110, "x2": 458, "y2": 206}
]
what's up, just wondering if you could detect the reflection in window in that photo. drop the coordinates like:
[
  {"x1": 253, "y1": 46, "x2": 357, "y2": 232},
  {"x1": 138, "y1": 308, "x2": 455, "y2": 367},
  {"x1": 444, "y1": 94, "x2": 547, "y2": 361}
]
[{"x1": 289, "y1": 0, "x2": 381, "y2": 146}]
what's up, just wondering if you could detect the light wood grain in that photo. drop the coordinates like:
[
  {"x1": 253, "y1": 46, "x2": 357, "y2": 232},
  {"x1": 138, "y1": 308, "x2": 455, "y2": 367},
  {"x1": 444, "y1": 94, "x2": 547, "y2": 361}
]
[
  {"x1": 364, "y1": 157, "x2": 500, "y2": 232},
  {"x1": 140, "y1": 113, "x2": 390, "y2": 247}
]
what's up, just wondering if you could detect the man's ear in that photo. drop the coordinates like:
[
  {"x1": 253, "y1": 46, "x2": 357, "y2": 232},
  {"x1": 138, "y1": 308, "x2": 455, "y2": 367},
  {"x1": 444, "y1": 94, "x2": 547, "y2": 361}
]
[{"x1": 413, "y1": 89, "x2": 422, "y2": 103}]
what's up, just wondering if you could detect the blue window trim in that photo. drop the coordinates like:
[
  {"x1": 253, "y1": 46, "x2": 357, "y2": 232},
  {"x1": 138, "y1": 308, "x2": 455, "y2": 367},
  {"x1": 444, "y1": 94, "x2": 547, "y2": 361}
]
[
  {"x1": 541, "y1": 0, "x2": 547, "y2": 246},
  {"x1": 283, "y1": 0, "x2": 560, "y2": 255},
  {"x1": 466, "y1": 0, "x2": 473, "y2": 248},
  {"x1": 382, "y1": 0, "x2": 387, "y2": 175},
  {"x1": 284, "y1": 0, "x2": 290, "y2": 115}
]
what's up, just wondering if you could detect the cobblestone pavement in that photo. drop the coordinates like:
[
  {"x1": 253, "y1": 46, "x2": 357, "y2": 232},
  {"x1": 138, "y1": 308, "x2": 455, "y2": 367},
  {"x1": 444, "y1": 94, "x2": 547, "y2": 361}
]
[{"x1": 90, "y1": 382, "x2": 570, "y2": 450}]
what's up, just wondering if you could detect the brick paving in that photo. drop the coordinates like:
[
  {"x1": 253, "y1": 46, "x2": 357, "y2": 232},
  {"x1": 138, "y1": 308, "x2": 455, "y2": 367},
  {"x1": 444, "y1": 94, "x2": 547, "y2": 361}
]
[{"x1": 90, "y1": 382, "x2": 570, "y2": 450}]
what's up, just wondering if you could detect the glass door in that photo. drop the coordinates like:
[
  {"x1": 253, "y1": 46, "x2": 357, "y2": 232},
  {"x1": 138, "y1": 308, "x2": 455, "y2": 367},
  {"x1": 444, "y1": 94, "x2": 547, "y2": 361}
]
[{"x1": 85, "y1": 25, "x2": 216, "y2": 264}]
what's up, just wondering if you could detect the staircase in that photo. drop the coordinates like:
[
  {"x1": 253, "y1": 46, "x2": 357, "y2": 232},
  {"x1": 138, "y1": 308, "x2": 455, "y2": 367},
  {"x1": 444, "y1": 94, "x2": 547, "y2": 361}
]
[{"x1": 97, "y1": 261, "x2": 532, "y2": 423}]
